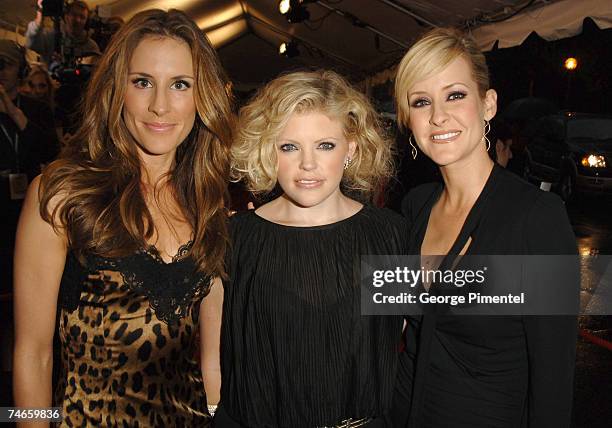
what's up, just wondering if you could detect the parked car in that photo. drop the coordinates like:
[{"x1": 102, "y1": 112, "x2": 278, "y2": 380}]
[{"x1": 524, "y1": 112, "x2": 612, "y2": 201}]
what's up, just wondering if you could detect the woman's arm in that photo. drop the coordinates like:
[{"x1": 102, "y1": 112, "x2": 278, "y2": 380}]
[
  {"x1": 24, "y1": 1, "x2": 50, "y2": 58},
  {"x1": 13, "y1": 176, "x2": 67, "y2": 427},
  {"x1": 388, "y1": 317, "x2": 418, "y2": 427},
  {"x1": 389, "y1": 200, "x2": 419, "y2": 427},
  {"x1": 200, "y1": 277, "x2": 224, "y2": 413},
  {"x1": 523, "y1": 192, "x2": 578, "y2": 428}
]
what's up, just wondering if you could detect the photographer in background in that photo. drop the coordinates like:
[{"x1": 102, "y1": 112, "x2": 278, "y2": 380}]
[
  {"x1": 25, "y1": 0, "x2": 100, "y2": 65},
  {"x1": 1, "y1": 39, "x2": 59, "y2": 293}
]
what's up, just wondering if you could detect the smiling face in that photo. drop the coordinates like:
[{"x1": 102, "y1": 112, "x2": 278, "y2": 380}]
[
  {"x1": 123, "y1": 36, "x2": 196, "y2": 165},
  {"x1": 407, "y1": 55, "x2": 497, "y2": 168},
  {"x1": 275, "y1": 111, "x2": 356, "y2": 209}
]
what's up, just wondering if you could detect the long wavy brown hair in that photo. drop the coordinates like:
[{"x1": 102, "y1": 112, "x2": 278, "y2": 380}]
[{"x1": 40, "y1": 9, "x2": 234, "y2": 277}]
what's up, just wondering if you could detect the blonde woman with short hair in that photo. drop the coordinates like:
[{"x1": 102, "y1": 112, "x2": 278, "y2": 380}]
[{"x1": 392, "y1": 27, "x2": 578, "y2": 428}]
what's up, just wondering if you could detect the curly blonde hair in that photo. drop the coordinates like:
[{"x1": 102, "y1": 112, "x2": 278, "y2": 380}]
[{"x1": 231, "y1": 70, "x2": 393, "y2": 199}]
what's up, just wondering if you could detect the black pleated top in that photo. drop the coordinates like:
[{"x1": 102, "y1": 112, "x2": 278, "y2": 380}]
[{"x1": 220, "y1": 205, "x2": 408, "y2": 428}]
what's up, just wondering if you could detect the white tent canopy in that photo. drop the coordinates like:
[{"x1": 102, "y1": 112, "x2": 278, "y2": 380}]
[
  {"x1": 472, "y1": 0, "x2": 612, "y2": 50},
  {"x1": 2, "y1": 0, "x2": 611, "y2": 87},
  {"x1": 365, "y1": 0, "x2": 612, "y2": 88}
]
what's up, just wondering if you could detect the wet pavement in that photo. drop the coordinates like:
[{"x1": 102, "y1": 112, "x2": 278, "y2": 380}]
[{"x1": 568, "y1": 193, "x2": 612, "y2": 428}]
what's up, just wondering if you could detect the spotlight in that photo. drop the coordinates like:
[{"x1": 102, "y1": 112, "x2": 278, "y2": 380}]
[
  {"x1": 279, "y1": 41, "x2": 299, "y2": 58},
  {"x1": 278, "y1": 0, "x2": 311, "y2": 23},
  {"x1": 279, "y1": 0, "x2": 291, "y2": 15},
  {"x1": 564, "y1": 57, "x2": 578, "y2": 71}
]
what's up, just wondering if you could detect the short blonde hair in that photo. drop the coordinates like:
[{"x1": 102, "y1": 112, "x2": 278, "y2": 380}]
[
  {"x1": 395, "y1": 27, "x2": 490, "y2": 129},
  {"x1": 232, "y1": 70, "x2": 393, "y2": 198}
]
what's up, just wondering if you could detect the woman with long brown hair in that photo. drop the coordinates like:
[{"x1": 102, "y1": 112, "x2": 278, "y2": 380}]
[{"x1": 13, "y1": 9, "x2": 233, "y2": 427}]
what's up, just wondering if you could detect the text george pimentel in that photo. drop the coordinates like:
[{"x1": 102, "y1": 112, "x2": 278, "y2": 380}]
[
  {"x1": 372, "y1": 292, "x2": 525, "y2": 306},
  {"x1": 370, "y1": 267, "x2": 525, "y2": 306}
]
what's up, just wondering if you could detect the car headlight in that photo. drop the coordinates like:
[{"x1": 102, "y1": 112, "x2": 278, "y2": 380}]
[{"x1": 580, "y1": 154, "x2": 606, "y2": 168}]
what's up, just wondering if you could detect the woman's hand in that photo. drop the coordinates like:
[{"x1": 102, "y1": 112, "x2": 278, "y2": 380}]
[{"x1": 0, "y1": 84, "x2": 28, "y2": 130}]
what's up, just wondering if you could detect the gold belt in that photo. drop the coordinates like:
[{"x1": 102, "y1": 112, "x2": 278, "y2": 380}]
[{"x1": 318, "y1": 417, "x2": 373, "y2": 428}]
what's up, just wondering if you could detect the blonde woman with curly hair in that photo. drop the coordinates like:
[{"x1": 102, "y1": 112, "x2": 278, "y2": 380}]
[
  {"x1": 213, "y1": 70, "x2": 408, "y2": 427},
  {"x1": 13, "y1": 9, "x2": 233, "y2": 426}
]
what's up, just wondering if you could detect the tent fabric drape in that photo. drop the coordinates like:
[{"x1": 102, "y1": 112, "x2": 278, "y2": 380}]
[{"x1": 471, "y1": 0, "x2": 612, "y2": 51}]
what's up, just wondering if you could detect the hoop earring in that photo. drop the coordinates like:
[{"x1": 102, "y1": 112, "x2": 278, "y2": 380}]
[
  {"x1": 409, "y1": 134, "x2": 418, "y2": 160},
  {"x1": 484, "y1": 120, "x2": 491, "y2": 152},
  {"x1": 343, "y1": 157, "x2": 352, "y2": 170}
]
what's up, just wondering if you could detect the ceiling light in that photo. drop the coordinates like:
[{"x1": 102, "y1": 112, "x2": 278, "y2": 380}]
[
  {"x1": 279, "y1": 41, "x2": 299, "y2": 58},
  {"x1": 279, "y1": 0, "x2": 291, "y2": 15},
  {"x1": 278, "y1": 0, "x2": 311, "y2": 23}
]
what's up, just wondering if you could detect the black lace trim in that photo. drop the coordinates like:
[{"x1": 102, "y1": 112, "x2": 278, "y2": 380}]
[
  {"x1": 143, "y1": 240, "x2": 194, "y2": 264},
  {"x1": 59, "y1": 242, "x2": 212, "y2": 325}
]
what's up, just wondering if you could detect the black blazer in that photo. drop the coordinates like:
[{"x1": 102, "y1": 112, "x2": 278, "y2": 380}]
[{"x1": 393, "y1": 165, "x2": 578, "y2": 428}]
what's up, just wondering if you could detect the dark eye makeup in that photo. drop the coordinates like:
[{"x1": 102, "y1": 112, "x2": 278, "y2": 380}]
[
  {"x1": 279, "y1": 143, "x2": 298, "y2": 152},
  {"x1": 318, "y1": 142, "x2": 336, "y2": 150},
  {"x1": 131, "y1": 78, "x2": 152, "y2": 88}
]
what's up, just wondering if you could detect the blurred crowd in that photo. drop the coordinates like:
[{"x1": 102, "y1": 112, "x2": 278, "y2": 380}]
[
  {"x1": 0, "y1": 1, "x2": 523, "y2": 294},
  {"x1": 0, "y1": 0, "x2": 123, "y2": 295}
]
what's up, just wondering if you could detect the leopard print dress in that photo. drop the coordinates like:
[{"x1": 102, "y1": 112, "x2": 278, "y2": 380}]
[{"x1": 54, "y1": 242, "x2": 211, "y2": 427}]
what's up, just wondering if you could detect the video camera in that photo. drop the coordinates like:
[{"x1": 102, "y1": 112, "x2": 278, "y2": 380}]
[
  {"x1": 39, "y1": 0, "x2": 95, "y2": 85},
  {"x1": 41, "y1": 0, "x2": 64, "y2": 18}
]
